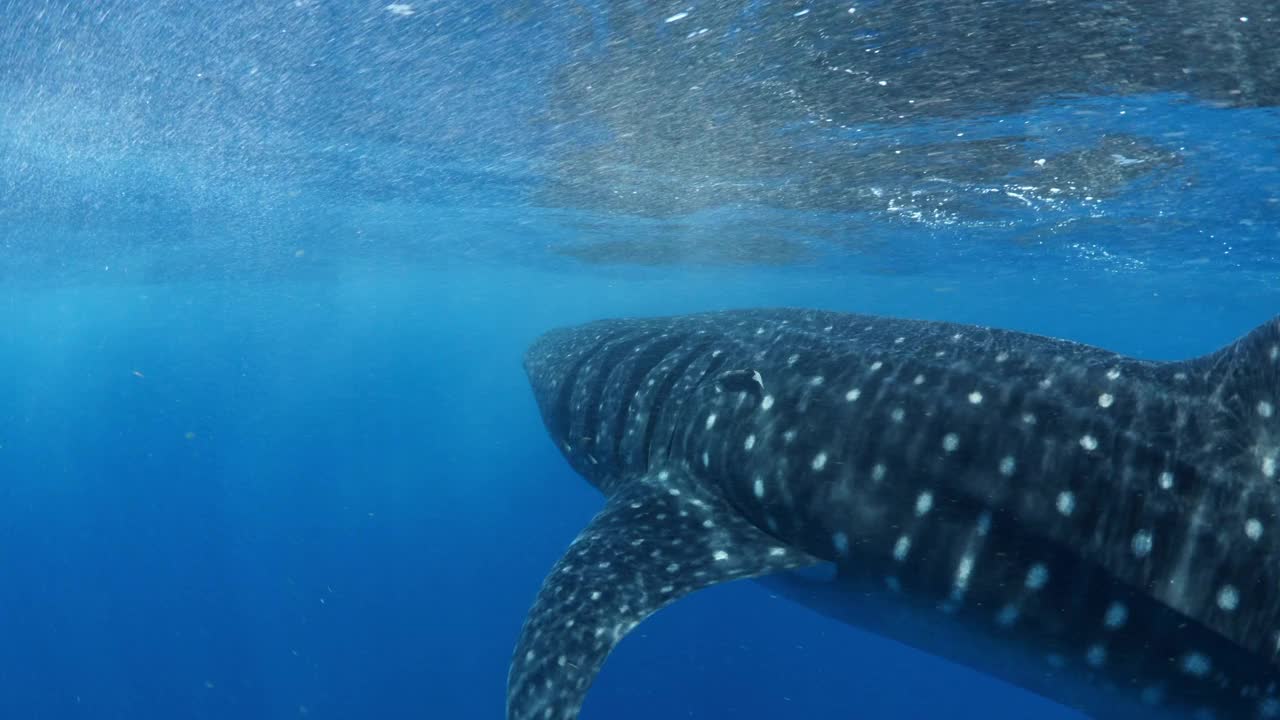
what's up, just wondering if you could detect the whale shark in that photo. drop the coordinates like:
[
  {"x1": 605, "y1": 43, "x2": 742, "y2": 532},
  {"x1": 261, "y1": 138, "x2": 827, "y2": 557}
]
[{"x1": 509, "y1": 308, "x2": 1280, "y2": 720}]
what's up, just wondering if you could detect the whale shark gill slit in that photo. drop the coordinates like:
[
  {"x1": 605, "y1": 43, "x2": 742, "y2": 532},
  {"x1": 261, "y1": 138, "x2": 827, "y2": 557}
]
[
  {"x1": 578, "y1": 330, "x2": 654, "y2": 465},
  {"x1": 549, "y1": 330, "x2": 623, "y2": 451},
  {"x1": 607, "y1": 333, "x2": 687, "y2": 473},
  {"x1": 663, "y1": 350, "x2": 729, "y2": 462},
  {"x1": 639, "y1": 338, "x2": 708, "y2": 473}
]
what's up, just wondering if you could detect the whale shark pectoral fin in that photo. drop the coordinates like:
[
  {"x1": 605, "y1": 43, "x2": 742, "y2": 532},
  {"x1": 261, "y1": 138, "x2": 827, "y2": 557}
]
[{"x1": 506, "y1": 469, "x2": 819, "y2": 720}]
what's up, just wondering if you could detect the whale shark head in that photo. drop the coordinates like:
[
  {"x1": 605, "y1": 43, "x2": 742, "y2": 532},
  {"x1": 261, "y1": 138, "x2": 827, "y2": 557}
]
[
  {"x1": 523, "y1": 315, "x2": 752, "y2": 493},
  {"x1": 522, "y1": 319, "x2": 648, "y2": 490}
]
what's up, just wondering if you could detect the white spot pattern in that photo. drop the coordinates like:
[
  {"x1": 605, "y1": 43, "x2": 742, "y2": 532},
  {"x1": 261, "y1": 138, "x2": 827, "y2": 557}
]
[
  {"x1": 1181, "y1": 652, "x2": 1211, "y2": 678},
  {"x1": 995, "y1": 605, "x2": 1019, "y2": 627},
  {"x1": 812, "y1": 452, "x2": 829, "y2": 471},
  {"x1": 1217, "y1": 585, "x2": 1239, "y2": 612},
  {"x1": 1025, "y1": 563, "x2": 1049, "y2": 590},
  {"x1": 954, "y1": 554, "x2": 975, "y2": 592},
  {"x1": 915, "y1": 491, "x2": 934, "y2": 516},
  {"x1": 1131, "y1": 530, "x2": 1154, "y2": 558},
  {"x1": 1247, "y1": 518, "x2": 1264, "y2": 540},
  {"x1": 976, "y1": 511, "x2": 992, "y2": 536},
  {"x1": 893, "y1": 536, "x2": 911, "y2": 561},
  {"x1": 1103, "y1": 602, "x2": 1127, "y2": 629},
  {"x1": 1055, "y1": 491, "x2": 1075, "y2": 516},
  {"x1": 998, "y1": 456, "x2": 1016, "y2": 476}
]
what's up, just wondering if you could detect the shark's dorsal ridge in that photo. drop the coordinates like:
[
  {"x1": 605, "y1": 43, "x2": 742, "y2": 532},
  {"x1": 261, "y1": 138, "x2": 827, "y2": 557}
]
[{"x1": 506, "y1": 467, "x2": 818, "y2": 720}]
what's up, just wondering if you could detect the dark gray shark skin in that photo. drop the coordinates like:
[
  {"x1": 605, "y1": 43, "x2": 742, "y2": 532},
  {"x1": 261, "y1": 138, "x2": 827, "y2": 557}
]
[{"x1": 510, "y1": 308, "x2": 1280, "y2": 720}]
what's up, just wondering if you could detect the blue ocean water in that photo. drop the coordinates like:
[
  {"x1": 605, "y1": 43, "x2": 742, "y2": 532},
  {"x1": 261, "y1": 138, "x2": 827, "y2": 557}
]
[{"x1": 1, "y1": 2, "x2": 1278, "y2": 719}]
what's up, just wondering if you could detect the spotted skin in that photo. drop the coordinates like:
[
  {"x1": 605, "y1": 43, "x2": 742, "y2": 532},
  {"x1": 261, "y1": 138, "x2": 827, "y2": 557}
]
[
  {"x1": 506, "y1": 468, "x2": 816, "y2": 720},
  {"x1": 512, "y1": 308, "x2": 1280, "y2": 720}
]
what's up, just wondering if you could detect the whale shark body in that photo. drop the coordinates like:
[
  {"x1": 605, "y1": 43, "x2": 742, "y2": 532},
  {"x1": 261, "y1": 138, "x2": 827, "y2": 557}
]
[{"x1": 509, "y1": 308, "x2": 1280, "y2": 719}]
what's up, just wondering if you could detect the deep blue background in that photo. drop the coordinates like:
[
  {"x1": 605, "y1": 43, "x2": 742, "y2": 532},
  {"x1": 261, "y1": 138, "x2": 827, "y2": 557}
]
[
  {"x1": 1, "y1": 267, "x2": 1274, "y2": 719},
  {"x1": 0, "y1": 1, "x2": 1278, "y2": 719}
]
